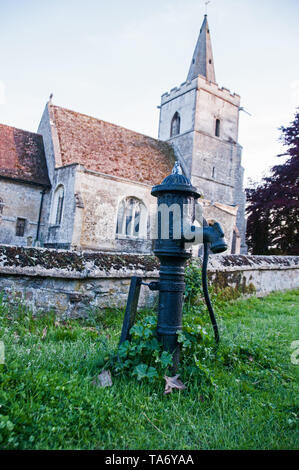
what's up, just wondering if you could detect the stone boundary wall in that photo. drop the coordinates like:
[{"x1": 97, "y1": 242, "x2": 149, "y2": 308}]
[
  {"x1": 0, "y1": 245, "x2": 298, "y2": 317},
  {"x1": 202, "y1": 254, "x2": 299, "y2": 298}
]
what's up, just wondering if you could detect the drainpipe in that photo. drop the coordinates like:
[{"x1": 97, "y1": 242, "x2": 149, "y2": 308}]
[{"x1": 35, "y1": 189, "x2": 46, "y2": 245}]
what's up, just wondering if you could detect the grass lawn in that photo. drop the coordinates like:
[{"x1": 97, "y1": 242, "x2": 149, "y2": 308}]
[{"x1": 0, "y1": 289, "x2": 298, "y2": 450}]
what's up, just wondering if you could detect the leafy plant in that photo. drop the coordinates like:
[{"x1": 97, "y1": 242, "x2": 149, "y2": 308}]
[
  {"x1": 184, "y1": 262, "x2": 205, "y2": 312},
  {"x1": 110, "y1": 305, "x2": 214, "y2": 384},
  {"x1": 111, "y1": 315, "x2": 174, "y2": 382}
]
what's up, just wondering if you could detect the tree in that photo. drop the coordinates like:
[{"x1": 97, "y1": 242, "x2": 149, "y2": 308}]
[{"x1": 246, "y1": 109, "x2": 299, "y2": 255}]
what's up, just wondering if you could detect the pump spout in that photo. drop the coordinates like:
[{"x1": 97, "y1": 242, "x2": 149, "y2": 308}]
[
  {"x1": 185, "y1": 221, "x2": 228, "y2": 253},
  {"x1": 203, "y1": 222, "x2": 227, "y2": 254}
]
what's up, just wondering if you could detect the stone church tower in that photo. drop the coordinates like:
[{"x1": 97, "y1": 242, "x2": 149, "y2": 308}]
[{"x1": 158, "y1": 15, "x2": 247, "y2": 253}]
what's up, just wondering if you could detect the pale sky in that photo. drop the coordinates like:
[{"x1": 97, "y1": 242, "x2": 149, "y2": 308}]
[{"x1": 0, "y1": 0, "x2": 298, "y2": 186}]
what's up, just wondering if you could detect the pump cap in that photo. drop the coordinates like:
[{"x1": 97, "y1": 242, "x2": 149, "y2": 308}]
[{"x1": 151, "y1": 162, "x2": 201, "y2": 198}]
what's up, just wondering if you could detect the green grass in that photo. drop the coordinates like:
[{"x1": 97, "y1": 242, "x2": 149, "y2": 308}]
[{"x1": 0, "y1": 290, "x2": 298, "y2": 450}]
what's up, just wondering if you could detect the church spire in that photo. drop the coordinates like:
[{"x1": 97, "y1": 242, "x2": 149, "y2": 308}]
[{"x1": 187, "y1": 15, "x2": 216, "y2": 83}]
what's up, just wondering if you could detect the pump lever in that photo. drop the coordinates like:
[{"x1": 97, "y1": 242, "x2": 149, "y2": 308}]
[
  {"x1": 119, "y1": 278, "x2": 161, "y2": 346},
  {"x1": 119, "y1": 276, "x2": 142, "y2": 345},
  {"x1": 141, "y1": 281, "x2": 160, "y2": 291}
]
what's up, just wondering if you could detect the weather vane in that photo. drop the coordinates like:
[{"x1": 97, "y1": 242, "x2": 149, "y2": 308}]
[{"x1": 205, "y1": 1, "x2": 211, "y2": 15}]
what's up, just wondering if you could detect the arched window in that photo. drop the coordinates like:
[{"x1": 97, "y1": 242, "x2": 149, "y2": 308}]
[
  {"x1": 50, "y1": 185, "x2": 64, "y2": 226},
  {"x1": 215, "y1": 119, "x2": 221, "y2": 137},
  {"x1": 170, "y1": 112, "x2": 181, "y2": 137},
  {"x1": 116, "y1": 197, "x2": 147, "y2": 239}
]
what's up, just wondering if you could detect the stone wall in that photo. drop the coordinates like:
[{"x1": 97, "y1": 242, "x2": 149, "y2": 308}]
[
  {"x1": 200, "y1": 254, "x2": 299, "y2": 297},
  {"x1": 0, "y1": 245, "x2": 160, "y2": 317},
  {"x1": 0, "y1": 180, "x2": 45, "y2": 247},
  {"x1": 0, "y1": 245, "x2": 298, "y2": 318},
  {"x1": 76, "y1": 168, "x2": 155, "y2": 253}
]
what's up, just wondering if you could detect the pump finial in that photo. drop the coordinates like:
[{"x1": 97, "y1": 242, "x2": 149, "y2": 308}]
[{"x1": 172, "y1": 161, "x2": 183, "y2": 175}]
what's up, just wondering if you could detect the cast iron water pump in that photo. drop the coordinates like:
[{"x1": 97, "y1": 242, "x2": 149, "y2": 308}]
[{"x1": 120, "y1": 163, "x2": 228, "y2": 372}]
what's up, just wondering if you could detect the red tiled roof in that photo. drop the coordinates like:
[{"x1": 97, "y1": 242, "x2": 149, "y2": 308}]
[
  {"x1": 51, "y1": 105, "x2": 175, "y2": 185},
  {"x1": 0, "y1": 124, "x2": 50, "y2": 187}
]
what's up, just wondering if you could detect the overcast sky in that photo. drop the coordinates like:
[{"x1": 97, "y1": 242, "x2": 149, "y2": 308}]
[{"x1": 0, "y1": 0, "x2": 298, "y2": 185}]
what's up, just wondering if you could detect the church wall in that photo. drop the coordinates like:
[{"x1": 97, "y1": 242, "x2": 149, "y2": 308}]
[
  {"x1": 0, "y1": 179, "x2": 45, "y2": 247},
  {"x1": 41, "y1": 165, "x2": 77, "y2": 249},
  {"x1": 203, "y1": 203, "x2": 236, "y2": 254},
  {"x1": 191, "y1": 131, "x2": 236, "y2": 204},
  {"x1": 233, "y1": 145, "x2": 248, "y2": 254},
  {"x1": 168, "y1": 133, "x2": 194, "y2": 176},
  {"x1": 74, "y1": 169, "x2": 155, "y2": 253},
  {"x1": 73, "y1": 167, "x2": 239, "y2": 254},
  {"x1": 70, "y1": 168, "x2": 238, "y2": 255}
]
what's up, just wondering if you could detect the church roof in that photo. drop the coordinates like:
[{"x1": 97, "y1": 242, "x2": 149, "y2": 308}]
[
  {"x1": 187, "y1": 15, "x2": 216, "y2": 83},
  {"x1": 0, "y1": 124, "x2": 50, "y2": 187},
  {"x1": 50, "y1": 104, "x2": 176, "y2": 186}
]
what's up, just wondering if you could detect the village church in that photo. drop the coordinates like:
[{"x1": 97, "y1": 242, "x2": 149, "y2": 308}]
[{"x1": 0, "y1": 15, "x2": 247, "y2": 255}]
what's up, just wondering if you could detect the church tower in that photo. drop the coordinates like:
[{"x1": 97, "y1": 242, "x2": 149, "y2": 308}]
[{"x1": 158, "y1": 15, "x2": 247, "y2": 254}]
